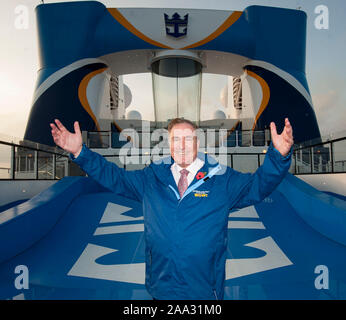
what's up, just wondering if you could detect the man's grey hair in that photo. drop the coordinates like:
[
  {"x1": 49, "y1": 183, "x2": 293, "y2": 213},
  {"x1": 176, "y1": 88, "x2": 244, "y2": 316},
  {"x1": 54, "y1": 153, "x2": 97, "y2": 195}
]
[{"x1": 167, "y1": 118, "x2": 198, "y2": 133}]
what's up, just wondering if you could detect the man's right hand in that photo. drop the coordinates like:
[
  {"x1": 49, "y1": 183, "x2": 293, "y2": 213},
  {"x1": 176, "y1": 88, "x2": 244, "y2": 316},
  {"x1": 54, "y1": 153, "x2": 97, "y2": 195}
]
[{"x1": 50, "y1": 119, "x2": 83, "y2": 158}]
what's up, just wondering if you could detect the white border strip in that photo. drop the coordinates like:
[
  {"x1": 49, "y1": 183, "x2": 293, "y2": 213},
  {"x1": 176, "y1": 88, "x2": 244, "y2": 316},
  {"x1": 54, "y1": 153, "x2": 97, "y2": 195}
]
[
  {"x1": 228, "y1": 221, "x2": 265, "y2": 229},
  {"x1": 244, "y1": 60, "x2": 313, "y2": 107},
  {"x1": 32, "y1": 58, "x2": 108, "y2": 105}
]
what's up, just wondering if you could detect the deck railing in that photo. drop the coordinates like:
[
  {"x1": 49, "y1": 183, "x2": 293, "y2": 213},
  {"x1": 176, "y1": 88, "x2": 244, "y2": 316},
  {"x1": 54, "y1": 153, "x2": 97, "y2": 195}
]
[
  {"x1": 1, "y1": 130, "x2": 345, "y2": 179},
  {"x1": 84, "y1": 129, "x2": 346, "y2": 175},
  {"x1": 0, "y1": 133, "x2": 70, "y2": 180}
]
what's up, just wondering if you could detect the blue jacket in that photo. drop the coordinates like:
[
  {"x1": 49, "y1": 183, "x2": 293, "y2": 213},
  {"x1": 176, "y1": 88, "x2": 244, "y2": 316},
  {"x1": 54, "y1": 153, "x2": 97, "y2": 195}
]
[{"x1": 70, "y1": 142, "x2": 292, "y2": 300}]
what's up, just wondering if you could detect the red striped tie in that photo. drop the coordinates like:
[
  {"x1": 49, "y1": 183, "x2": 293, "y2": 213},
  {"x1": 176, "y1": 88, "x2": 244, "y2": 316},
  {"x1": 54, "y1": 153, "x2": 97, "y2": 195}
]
[{"x1": 178, "y1": 169, "x2": 189, "y2": 198}]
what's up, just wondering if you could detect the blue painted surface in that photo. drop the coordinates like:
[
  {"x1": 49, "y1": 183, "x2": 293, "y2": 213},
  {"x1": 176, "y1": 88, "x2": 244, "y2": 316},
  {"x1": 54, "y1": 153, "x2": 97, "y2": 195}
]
[
  {"x1": 0, "y1": 199, "x2": 29, "y2": 213},
  {"x1": 34, "y1": 2, "x2": 307, "y2": 87},
  {"x1": 323, "y1": 191, "x2": 346, "y2": 202},
  {"x1": 0, "y1": 174, "x2": 345, "y2": 300},
  {"x1": 0, "y1": 177, "x2": 106, "y2": 265},
  {"x1": 35, "y1": 1, "x2": 157, "y2": 86},
  {"x1": 24, "y1": 62, "x2": 107, "y2": 146},
  {"x1": 277, "y1": 174, "x2": 346, "y2": 246},
  {"x1": 24, "y1": 1, "x2": 320, "y2": 148},
  {"x1": 244, "y1": 65, "x2": 321, "y2": 144}
]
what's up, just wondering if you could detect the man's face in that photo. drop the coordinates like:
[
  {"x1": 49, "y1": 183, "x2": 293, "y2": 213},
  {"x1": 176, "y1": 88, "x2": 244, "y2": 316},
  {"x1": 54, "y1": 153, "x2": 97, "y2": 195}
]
[{"x1": 169, "y1": 123, "x2": 199, "y2": 168}]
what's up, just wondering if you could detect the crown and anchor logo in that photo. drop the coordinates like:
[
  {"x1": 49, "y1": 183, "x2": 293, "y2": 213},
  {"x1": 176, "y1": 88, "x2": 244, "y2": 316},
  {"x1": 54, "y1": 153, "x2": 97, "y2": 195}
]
[{"x1": 164, "y1": 12, "x2": 189, "y2": 38}]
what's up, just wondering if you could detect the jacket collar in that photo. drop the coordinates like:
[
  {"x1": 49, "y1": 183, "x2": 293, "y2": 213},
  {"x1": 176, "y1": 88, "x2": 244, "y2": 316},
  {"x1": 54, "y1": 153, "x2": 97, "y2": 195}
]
[{"x1": 150, "y1": 151, "x2": 221, "y2": 187}]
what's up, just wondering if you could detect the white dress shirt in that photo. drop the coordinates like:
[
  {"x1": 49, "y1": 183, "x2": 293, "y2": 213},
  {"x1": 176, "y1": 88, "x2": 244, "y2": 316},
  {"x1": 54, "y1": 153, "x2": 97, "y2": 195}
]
[{"x1": 171, "y1": 157, "x2": 205, "y2": 187}]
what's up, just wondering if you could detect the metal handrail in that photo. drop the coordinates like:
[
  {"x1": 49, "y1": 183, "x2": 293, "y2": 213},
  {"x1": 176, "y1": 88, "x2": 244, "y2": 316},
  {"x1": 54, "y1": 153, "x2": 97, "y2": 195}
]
[
  {"x1": 85, "y1": 129, "x2": 270, "y2": 149},
  {"x1": 1, "y1": 131, "x2": 344, "y2": 178},
  {"x1": 293, "y1": 134, "x2": 346, "y2": 174},
  {"x1": 0, "y1": 135, "x2": 70, "y2": 180}
]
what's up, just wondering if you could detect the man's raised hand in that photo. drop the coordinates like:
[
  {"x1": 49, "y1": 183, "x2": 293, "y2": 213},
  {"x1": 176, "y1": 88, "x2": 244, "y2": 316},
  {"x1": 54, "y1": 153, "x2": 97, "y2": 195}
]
[
  {"x1": 50, "y1": 119, "x2": 83, "y2": 158},
  {"x1": 270, "y1": 118, "x2": 294, "y2": 157}
]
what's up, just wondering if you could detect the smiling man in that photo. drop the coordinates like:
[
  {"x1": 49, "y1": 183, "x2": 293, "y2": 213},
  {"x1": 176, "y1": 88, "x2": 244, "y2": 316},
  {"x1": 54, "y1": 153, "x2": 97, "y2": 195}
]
[
  {"x1": 50, "y1": 117, "x2": 293, "y2": 300},
  {"x1": 168, "y1": 119, "x2": 203, "y2": 198}
]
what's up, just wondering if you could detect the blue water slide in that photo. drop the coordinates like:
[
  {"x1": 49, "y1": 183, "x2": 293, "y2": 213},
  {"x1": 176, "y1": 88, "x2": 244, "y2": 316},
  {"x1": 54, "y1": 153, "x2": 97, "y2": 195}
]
[{"x1": 0, "y1": 174, "x2": 345, "y2": 300}]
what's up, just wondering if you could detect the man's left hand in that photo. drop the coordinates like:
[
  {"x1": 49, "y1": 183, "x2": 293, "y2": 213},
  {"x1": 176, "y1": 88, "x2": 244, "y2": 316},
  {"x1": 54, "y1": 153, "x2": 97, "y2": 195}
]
[{"x1": 270, "y1": 118, "x2": 294, "y2": 157}]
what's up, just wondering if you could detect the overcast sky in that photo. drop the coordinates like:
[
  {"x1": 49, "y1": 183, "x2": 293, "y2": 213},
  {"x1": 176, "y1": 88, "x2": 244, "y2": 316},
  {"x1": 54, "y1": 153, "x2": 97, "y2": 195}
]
[{"x1": 0, "y1": 0, "x2": 345, "y2": 140}]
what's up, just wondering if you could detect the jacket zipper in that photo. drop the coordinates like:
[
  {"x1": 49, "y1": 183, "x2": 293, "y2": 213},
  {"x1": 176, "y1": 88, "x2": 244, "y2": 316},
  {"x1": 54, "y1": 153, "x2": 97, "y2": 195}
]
[
  {"x1": 168, "y1": 185, "x2": 180, "y2": 200},
  {"x1": 168, "y1": 165, "x2": 222, "y2": 299},
  {"x1": 168, "y1": 164, "x2": 222, "y2": 202}
]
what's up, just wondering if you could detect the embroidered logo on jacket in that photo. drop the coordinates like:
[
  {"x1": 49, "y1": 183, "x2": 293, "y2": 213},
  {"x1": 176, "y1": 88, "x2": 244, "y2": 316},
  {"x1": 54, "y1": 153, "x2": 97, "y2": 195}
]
[{"x1": 193, "y1": 190, "x2": 209, "y2": 197}]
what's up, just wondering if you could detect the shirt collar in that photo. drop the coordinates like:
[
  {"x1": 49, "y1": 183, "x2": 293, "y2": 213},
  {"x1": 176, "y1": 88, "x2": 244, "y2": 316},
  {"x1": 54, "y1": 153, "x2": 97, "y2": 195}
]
[{"x1": 171, "y1": 157, "x2": 205, "y2": 177}]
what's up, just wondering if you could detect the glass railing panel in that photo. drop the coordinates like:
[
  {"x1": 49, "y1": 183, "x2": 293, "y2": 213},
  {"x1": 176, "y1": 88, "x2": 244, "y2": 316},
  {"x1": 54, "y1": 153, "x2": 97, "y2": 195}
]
[
  {"x1": 233, "y1": 154, "x2": 258, "y2": 173},
  {"x1": 88, "y1": 132, "x2": 110, "y2": 149},
  {"x1": 333, "y1": 139, "x2": 346, "y2": 172},
  {"x1": 295, "y1": 148, "x2": 312, "y2": 174},
  {"x1": 0, "y1": 144, "x2": 12, "y2": 179},
  {"x1": 55, "y1": 154, "x2": 69, "y2": 179},
  {"x1": 289, "y1": 153, "x2": 296, "y2": 174},
  {"x1": 239, "y1": 131, "x2": 251, "y2": 147},
  {"x1": 253, "y1": 130, "x2": 265, "y2": 146},
  {"x1": 37, "y1": 151, "x2": 54, "y2": 179},
  {"x1": 14, "y1": 146, "x2": 36, "y2": 179},
  {"x1": 312, "y1": 144, "x2": 332, "y2": 173}
]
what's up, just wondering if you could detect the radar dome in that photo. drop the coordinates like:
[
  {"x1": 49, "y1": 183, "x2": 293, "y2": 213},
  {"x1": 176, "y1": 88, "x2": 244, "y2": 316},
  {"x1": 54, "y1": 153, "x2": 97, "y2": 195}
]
[
  {"x1": 123, "y1": 84, "x2": 132, "y2": 109},
  {"x1": 214, "y1": 110, "x2": 227, "y2": 119},
  {"x1": 127, "y1": 110, "x2": 142, "y2": 120}
]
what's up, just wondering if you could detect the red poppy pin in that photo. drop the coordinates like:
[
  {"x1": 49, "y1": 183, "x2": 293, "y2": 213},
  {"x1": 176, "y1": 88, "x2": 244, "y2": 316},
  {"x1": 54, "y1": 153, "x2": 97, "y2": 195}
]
[{"x1": 196, "y1": 171, "x2": 207, "y2": 180}]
